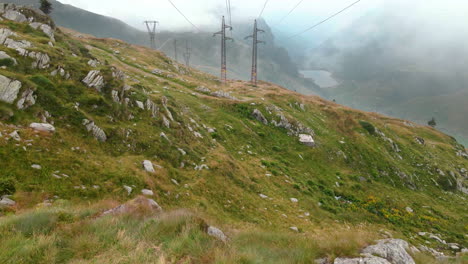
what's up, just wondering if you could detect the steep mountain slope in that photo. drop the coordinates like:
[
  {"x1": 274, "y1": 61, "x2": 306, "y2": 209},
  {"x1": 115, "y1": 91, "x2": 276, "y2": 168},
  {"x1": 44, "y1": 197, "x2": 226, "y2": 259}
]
[
  {"x1": 5, "y1": 0, "x2": 319, "y2": 95},
  {"x1": 306, "y1": 9, "x2": 468, "y2": 146},
  {"x1": 0, "y1": 5, "x2": 467, "y2": 263}
]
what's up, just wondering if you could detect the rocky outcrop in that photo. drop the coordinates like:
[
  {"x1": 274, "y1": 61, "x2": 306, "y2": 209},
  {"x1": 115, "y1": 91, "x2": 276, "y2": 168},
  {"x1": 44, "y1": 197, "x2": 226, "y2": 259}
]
[
  {"x1": 2, "y1": 9, "x2": 27, "y2": 23},
  {"x1": 161, "y1": 96, "x2": 174, "y2": 121},
  {"x1": 252, "y1": 109, "x2": 268, "y2": 125},
  {"x1": 0, "y1": 74, "x2": 21, "y2": 104},
  {"x1": 51, "y1": 67, "x2": 70, "y2": 80},
  {"x1": 16, "y1": 88, "x2": 35, "y2": 109},
  {"x1": 271, "y1": 113, "x2": 314, "y2": 136},
  {"x1": 30, "y1": 123, "x2": 55, "y2": 133},
  {"x1": 4, "y1": 38, "x2": 31, "y2": 56},
  {"x1": 361, "y1": 239, "x2": 415, "y2": 264},
  {"x1": 82, "y1": 70, "x2": 105, "y2": 91},
  {"x1": 29, "y1": 22, "x2": 55, "y2": 41},
  {"x1": 82, "y1": 119, "x2": 107, "y2": 142},
  {"x1": 102, "y1": 196, "x2": 162, "y2": 216},
  {"x1": 28, "y1": 51, "x2": 50, "y2": 69},
  {"x1": 145, "y1": 99, "x2": 158, "y2": 118},
  {"x1": 87, "y1": 59, "x2": 100, "y2": 68}
]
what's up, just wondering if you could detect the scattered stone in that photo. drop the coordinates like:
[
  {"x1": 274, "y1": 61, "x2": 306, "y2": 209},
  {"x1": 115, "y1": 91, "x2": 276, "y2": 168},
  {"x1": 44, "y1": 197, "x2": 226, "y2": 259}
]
[
  {"x1": 102, "y1": 196, "x2": 162, "y2": 216},
  {"x1": 290, "y1": 198, "x2": 298, "y2": 203},
  {"x1": 194, "y1": 164, "x2": 209, "y2": 170},
  {"x1": 162, "y1": 115, "x2": 170, "y2": 128},
  {"x1": 0, "y1": 74, "x2": 21, "y2": 104},
  {"x1": 252, "y1": 109, "x2": 268, "y2": 125},
  {"x1": 196, "y1": 86, "x2": 211, "y2": 93},
  {"x1": 259, "y1": 194, "x2": 268, "y2": 199},
  {"x1": 160, "y1": 132, "x2": 169, "y2": 141},
  {"x1": 31, "y1": 164, "x2": 42, "y2": 170},
  {"x1": 82, "y1": 70, "x2": 105, "y2": 92},
  {"x1": 211, "y1": 90, "x2": 238, "y2": 100},
  {"x1": 141, "y1": 189, "x2": 154, "y2": 196},
  {"x1": 82, "y1": 119, "x2": 107, "y2": 142},
  {"x1": 405, "y1": 207, "x2": 413, "y2": 213},
  {"x1": 87, "y1": 59, "x2": 100, "y2": 67},
  {"x1": 123, "y1": 185, "x2": 132, "y2": 195},
  {"x1": 178, "y1": 148, "x2": 186, "y2": 155},
  {"x1": 143, "y1": 160, "x2": 155, "y2": 173},
  {"x1": 299, "y1": 134, "x2": 315, "y2": 147},
  {"x1": 289, "y1": 226, "x2": 299, "y2": 232},
  {"x1": 9, "y1": 130, "x2": 20, "y2": 141},
  {"x1": 135, "y1": 100, "x2": 145, "y2": 109},
  {"x1": 207, "y1": 226, "x2": 228, "y2": 243},
  {"x1": 415, "y1": 137, "x2": 425, "y2": 145},
  {"x1": 29, "y1": 123, "x2": 55, "y2": 133}
]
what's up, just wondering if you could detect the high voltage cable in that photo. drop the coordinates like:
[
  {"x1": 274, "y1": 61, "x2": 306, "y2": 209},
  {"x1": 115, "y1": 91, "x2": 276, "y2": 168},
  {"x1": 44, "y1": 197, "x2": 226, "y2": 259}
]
[
  {"x1": 287, "y1": 0, "x2": 361, "y2": 39},
  {"x1": 166, "y1": 0, "x2": 200, "y2": 31},
  {"x1": 273, "y1": 0, "x2": 305, "y2": 26},
  {"x1": 258, "y1": 0, "x2": 270, "y2": 18}
]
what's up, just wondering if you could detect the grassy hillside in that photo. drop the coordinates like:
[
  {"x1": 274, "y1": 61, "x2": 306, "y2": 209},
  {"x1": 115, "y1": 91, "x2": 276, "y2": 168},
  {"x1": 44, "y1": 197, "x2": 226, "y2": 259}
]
[{"x1": 0, "y1": 6, "x2": 467, "y2": 263}]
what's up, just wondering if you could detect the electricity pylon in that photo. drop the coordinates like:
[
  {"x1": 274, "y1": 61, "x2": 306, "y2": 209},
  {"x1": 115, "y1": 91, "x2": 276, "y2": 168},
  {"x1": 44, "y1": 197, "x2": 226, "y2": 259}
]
[
  {"x1": 213, "y1": 16, "x2": 233, "y2": 84},
  {"x1": 245, "y1": 19, "x2": 265, "y2": 86},
  {"x1": 144, "y1": 21, "x2": 159, "y2": 49},
  {"x1": 183, "y1": 40, "x2": 192, "y2": 67}
]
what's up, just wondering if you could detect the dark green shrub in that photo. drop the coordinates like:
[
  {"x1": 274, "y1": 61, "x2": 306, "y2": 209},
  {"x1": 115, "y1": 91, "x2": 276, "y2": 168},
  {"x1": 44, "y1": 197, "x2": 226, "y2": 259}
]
[
  {"x1": 359, "y1": 121, "x2": 376, "y2": 135},
  {"x1": 0, "y1": 178, "x2": 16, "y2": 195},
  {"x1": 0, "y1": 58, "x2": 15, "y2": 67}
]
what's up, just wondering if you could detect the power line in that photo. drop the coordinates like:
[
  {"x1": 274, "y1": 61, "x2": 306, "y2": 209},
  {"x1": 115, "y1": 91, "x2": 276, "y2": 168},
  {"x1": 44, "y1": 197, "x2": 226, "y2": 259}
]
[
  {"x1": 258, "y1": 0, "x2": 270, "y2": 18},
  {"x1": 273, "y1": 0, "x2": 305, "y2": 26},
  {"x1": 166, "y1": 0, "x2": 200, "y2": 31},
  {"x1": 287, "y1": 0, "x2": 361, "y2": 39}
]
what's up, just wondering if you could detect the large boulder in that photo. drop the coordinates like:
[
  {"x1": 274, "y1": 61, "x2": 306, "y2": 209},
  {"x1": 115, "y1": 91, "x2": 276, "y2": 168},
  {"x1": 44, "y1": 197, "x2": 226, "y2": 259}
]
[
  {"x1": 0, "y1": 196, "x2": 16, "y2": 208},
  {"x1": 362, "y1": 239, "x2": 415, "y2": 264},
  {"x1": 142, "y1": 160, "x2": 155, "y2": 173},
  {"x1": 102, "y1": 196, "x2": 162, "y2": 216},
  {"x1": 0, "y1": 74, "x2": 21, "y2": 104},
  {"x1": 2, "y1": 9, "x2": 27, "y2": 23},
  {"x1": 16, "y1": 88, "x2": 35, "y2": 109},
  {"x1": 28, "y1": 51, "x2": 50, "y2": 69}
]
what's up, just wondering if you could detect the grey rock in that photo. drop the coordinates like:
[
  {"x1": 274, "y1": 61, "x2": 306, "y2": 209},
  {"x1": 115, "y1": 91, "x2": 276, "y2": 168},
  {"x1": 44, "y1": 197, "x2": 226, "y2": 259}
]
[
  {"x1": 82, "y1": 70, "x2": 105, "y2": 92},
  {"x1": 82, "y1": 119, "x2": 107, "y2": 142},
  {"x1": 252, "y1": 109, "x2": 268, "y2": 125},
  {"x1": 3, "y1": 10, "x2": 27, "y2": 23},
  {"x1": 29, "y1": 22, "x2": 55, "y2": 41},
  {"x1": 299, "y1": 134, "x2": 315, "y2": 147},
  {"x1": 4, "y1": 38, "x2": 31, "y2": 56},
  {"x1": 31, "y1": 164, "x2": 42, "y2": 170},
  {"x1": 9, "y1": 130, "x2": 20, "y2": 141},
  {"x1": 123, "y1": 185, "x2": 132, "y2": 195},
  {"x1": 112, "y1": 68, "x2": 126, "y2": 80},
  {"x1": 145, "y1": 99, "x2": 158, "y2": 118},
  {"x1": 362, "y1": 239, "x2": 415, "y2": 264},
  {"x1": 415, "y1": 137, "x2": 425, "y2": 145},
  {"x1": 0, "y1": 197, "x2": 16, "y2": 207},
  {"x1": 161, "y1": 96, "x2": 174, "y2": 121},
  {"x1": 405, "y1": 207, "x2": 413, "y2": 213},
  {"x1": 142, "y1": 160, "x2": 155, "y2": 173},
  {"x1": 30, "y1": 123, "x2": 55, "y2": 133},
  {"x1": 87, "y1": 59, "x2": 100, "y2": 67},
  {"x1": 141, "y1": 189, "x2": 154, "y2": 196},
  {"x1": 211, "y1": 90, "x2": 238, "y2": 100},
  {"x1": 28, "y1": 51, "x2": 50, "y2": 69},
  {"x1": 290, "y1": 226, "x2": 299, "y2": 232},
  {"x1": 334, "y1": 256, "x2": 391, "y2": 264},
  {"x1": 196, "y1": 86, "x2": 211, "y2": 93},
  {"x1": 160, "y1": 132, "x2": 169, "y2": 141},
  {"x1": 207, "y1": 226, "x2": 228, "y2": 243},
  {"x1": 162, "y1": 115, "x2": 170, "y2": 128},
  {"x1": 111, "y1": 90, "x2": 120, "y2": 103},
  {"x1": 0, "y1": 75, "x2": 21, "y2": 104},
  {"x1": 259, "y1": 194, "x2": 268, "y2": 199},
  {"x1": 0, "y1": 28, "x2": 15, "y2": 44},
  {"x1": 135, "y1": 100, "x2": 145, "y2": 109},
  {"x1": 16, "y1": 88, "x2": 35, "y2": 109}
]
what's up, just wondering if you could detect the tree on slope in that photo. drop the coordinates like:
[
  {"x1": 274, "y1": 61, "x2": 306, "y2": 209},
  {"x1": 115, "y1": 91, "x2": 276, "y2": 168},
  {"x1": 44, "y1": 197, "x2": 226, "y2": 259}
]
[
  {"x1": 39, "y1": 0, "x2": 53, "y2": 15},
  {"x1": 428, "y1": 117, "x2": 437, "y2": 128}
]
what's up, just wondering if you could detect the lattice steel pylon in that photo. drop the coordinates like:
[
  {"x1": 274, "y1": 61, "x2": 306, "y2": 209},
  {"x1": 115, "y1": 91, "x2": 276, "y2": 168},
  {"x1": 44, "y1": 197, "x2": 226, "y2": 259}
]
[
  {"x1": 245, "y1": 19, "x2": 265, "y2": 86},
  {"x1": 213, "y1": 16, "x2": 233, "y2": 84},
  {"x1": 183, "y1": 40, "x2": 192, "y2": 67},
  {"x1": 144, "y1": 21, "x2": 159, "y2": 49}
]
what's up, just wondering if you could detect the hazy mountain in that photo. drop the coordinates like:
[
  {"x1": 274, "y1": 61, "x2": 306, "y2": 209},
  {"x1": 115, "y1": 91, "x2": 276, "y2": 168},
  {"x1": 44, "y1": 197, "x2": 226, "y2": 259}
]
[
  {"x1": 6, "y1": 0, "x2": 319, "y2": 94},
  {"x1": 307, "y1": 7, "x2": 468, "y2": 146}
]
